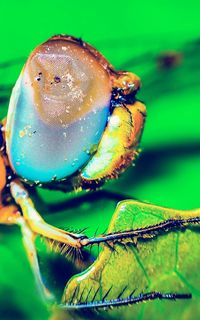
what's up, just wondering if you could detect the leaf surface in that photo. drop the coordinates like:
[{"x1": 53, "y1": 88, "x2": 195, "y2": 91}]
[{"x1": 63, "y1": 200, "x2": 200, "y2": 320}]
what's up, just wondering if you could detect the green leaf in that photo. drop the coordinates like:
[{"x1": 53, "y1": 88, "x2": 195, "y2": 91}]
[
  {"x1": 0, "y1": 2, "x2": 200, "y2": 319},
  {"x1": 63, "y1": 200, "x2": 200, "y2": 319}
]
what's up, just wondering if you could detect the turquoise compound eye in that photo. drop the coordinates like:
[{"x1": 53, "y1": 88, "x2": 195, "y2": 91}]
[{"x1": 6, "y1": 36, "x2": 112, "y2": 184}]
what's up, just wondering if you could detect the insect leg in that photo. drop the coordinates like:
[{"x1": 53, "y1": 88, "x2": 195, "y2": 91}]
[
  {"x1": 0, "y1": 152, "x2": 6, "y2": 191},
  {"x1": 0, "y1": 205, "x2": 52, "y2": 300},
  {"x1": 0, "y1": 153, "x2": 20, "y2": 224},
  {"x1": 0, "y1": 205, "x2": 20, "y2": 224},
  {"x1": 10, "y1": 180, "x2": 86, "y2": 249},
  {"x1": 16, "y1": 215, "x2": 53, "y2": 300},
  {"x1": 79, "y1": 216, "x2": 200, "y2": 247},
  {"x1": 61, "y1": 291, "x2": 191, "y2": 310},
  {"x1": 0, "y1": 210, "x2": 54, "y2": 299}
]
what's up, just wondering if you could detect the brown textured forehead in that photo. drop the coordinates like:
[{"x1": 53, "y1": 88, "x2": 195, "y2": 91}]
[
  {"x1": 24, "y1": 34, "x2": 113, "y2": 126},
  {"x1": 40, "y1": 34, "x2": 115, "y2": 74}
]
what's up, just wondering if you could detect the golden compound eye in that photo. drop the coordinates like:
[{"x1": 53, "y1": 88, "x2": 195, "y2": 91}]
[
  {"x1": 29, "y1": 38, "x2": 111, "y2": 126},
  {"x1": 6, "y1": 36, "x2": 112, "y2": 183}
]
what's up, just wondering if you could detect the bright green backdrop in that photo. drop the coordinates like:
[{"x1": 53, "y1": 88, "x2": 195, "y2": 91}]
[{"x1": 0, "y1": 0, "x2": 200, "y2": 319}]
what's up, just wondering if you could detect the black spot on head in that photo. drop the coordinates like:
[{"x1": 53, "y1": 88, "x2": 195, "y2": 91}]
[{"x1": 54, "y1": 76, "x2": 61, "y2": 83}]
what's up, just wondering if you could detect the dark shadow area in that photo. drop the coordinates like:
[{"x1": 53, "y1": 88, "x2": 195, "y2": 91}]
[
  {"x1": 123, "y1": 141, "x2": 200, "y2": 189},
  {"x1": 38, "y1": 251, "x2": 94, "y2": 302},
  {"x1": 29, "y1": 140, "x2": 200, "y2": 215},
  {"x1": 0, "y1": 289, "x2": 27, "y2": 320},
  {"x1": 30, "y1": 189, "x2": 131, "y2": 215}
]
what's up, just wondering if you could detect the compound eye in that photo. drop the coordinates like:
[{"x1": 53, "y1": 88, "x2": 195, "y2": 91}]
[
  {"x1": 6, "y1": 37, "x2": 112, "y2": 183},
  {"x1": 30, "y1": 39, "x2": 110, "y2": 126}
]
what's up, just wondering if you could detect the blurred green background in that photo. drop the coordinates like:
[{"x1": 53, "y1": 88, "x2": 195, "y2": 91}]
[{"x1": 0, "y1": 0, "x2": 200, "y2": 319}]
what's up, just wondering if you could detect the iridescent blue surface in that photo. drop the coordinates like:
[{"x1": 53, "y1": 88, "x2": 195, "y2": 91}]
[{"x1": 6, "y1": 76, "x2": 110, "y2": 183}]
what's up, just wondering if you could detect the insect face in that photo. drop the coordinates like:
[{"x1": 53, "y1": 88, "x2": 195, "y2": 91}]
[{"x1": 6, "y1": 36, "x2": 112, "y2": 184}]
